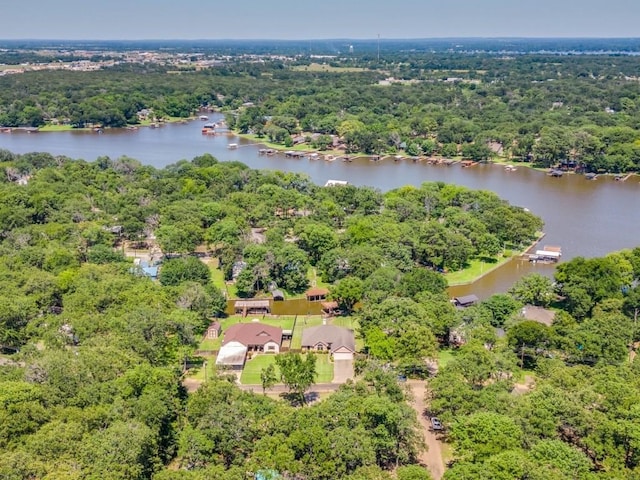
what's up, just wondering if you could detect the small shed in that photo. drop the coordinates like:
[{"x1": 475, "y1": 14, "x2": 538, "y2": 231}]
[
  {"x1": 452, "y1": 295, "x2": 479, "y2": 308},
  {"x1": 234, "y1": 300, "x2": 271, "y2": 316},
  {"x1": 272, "y1": 290, "x2": 285, "y2": 301},
  {"x1": 306, "y1": 287, "x2": 329, "y2": 302},
  {"x1": 205, "y1": 321, "x2": 221, "y2": 339}
]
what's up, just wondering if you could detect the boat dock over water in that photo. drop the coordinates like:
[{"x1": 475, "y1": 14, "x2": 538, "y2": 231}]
[{"x1": 527, "y1": 245, "x2": 562, "y2": 263}]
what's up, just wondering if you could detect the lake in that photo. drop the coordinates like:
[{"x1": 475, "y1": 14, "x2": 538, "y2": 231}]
[{"x1": 1, "y1": 115, "x2": 638, "y2": 298}]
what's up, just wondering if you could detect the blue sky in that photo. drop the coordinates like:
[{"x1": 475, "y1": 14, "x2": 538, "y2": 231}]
[{"x1": 3, "y1": 0, "x2": 640, "y2": 39}]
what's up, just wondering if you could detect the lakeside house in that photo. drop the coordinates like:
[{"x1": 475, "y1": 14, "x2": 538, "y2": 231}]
[
  {"x1": 215, "y1": 321, "x2": 283, "y2": 371},
  {"x1": 222, "y1": 321, "x2": 282, "y2": 353}
]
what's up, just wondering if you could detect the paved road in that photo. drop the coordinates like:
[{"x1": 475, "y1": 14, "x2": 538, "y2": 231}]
[{"x1": 407, "y1": 380, "x2": 446, "y2": 480}]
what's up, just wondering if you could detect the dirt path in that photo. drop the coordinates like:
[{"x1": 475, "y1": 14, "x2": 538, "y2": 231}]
[
  {"x1": 407, "y1": 380, "x2": 445, "y2": 480},
  {"x1": 512, "y1": 374, "x2": 535, "y2": 395}
]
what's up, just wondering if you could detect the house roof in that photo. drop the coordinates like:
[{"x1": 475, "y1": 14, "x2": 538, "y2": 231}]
[
  {"x1": 306, "y1": 287, "x2": 329, "y2": 297},
  {"x1": 301, "y1": 325, "x2": 355, "y2": 353},
  {"x1": 234, "y1": 300, "x2": 270, "y2": 309},
  {"x1": 321, "y1": 301, "x2": 339, "y2": 310},
  {"x1": 216, "y1": 341, "x2": 248, "y2": 366},
  {"x1": 223, "y1": 322, "x2": 282, "y2": 347},
  {"x1": 453, "y1": 295, "x2": 479, "y2": 306}
]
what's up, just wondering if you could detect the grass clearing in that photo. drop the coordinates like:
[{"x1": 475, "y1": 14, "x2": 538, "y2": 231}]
[
  {"x1": 204, "y1": 257, "x2": 238, "y2": 298},
  {"x1": 39, "y1": 124, "x2": 78, "y2": 132},
  {"x1": 445, "y1": 255, "x2": 513, "y2": 286},
  {"x1": 188, "y1": 357, "x2": 216, "y2": 381},
  {"x1": 438, "y1": 349, "x2": 458, "y2": 369}
]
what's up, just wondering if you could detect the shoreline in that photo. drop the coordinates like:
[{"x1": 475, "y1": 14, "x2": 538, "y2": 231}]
[
  {"x1": 6, "y1": 121, "x2": 636, "y2": 182},
  {"x1": 5, "y1": 115, "x2": 197, "y2": 133},
  {"x1": 234, "y1": 131, "x2": 638, "y2": 180},
  {"x1": 446, "y1": 232, "x2": 546, "y2": 287}
]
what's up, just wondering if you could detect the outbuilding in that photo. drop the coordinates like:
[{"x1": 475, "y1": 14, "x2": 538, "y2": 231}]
[
  {"x1": 234, "y1": 300, "x2": 271, "y2": 316},
  {"x1": 452, "y1": 295, "x2": 479, "y2": 308},
  {"x1": 305, "y1": 287, "x2": 329, "y2": 302}
]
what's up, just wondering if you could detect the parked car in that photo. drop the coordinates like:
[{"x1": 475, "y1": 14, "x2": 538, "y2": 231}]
[{"x1": 430, "y1": 417, "x2": 443, "y2": 431}]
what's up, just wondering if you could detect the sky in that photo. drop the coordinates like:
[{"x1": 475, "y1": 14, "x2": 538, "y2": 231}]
[{"x1": 3, "y1": 0, "x2": 640, "y2": 40}]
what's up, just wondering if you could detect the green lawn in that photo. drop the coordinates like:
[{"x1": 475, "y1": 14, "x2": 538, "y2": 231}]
[
  {"x1": 205, "y1": 257, "x2": 238, "y2": 299},
  {"x1": 438, "y1": 349, "x2": 458, "y2": 369},
  {"x1": 445, "y1": 254, "x2": 512, "y2": 286},
  {"x1": 240, "y1": 354, "x2": 278, "y2": 384},
  {"x1": 39, "y1": 124, "x2": 78, "y2": 132},
  {"x1": 188, "y1": 357, "x2": 217, "y2": 382},
  {"x1": 330, "y1": 316, "x2": 358, "y2": 330},
  {"x1": 240, "y1": 352, "x2": 333, "y2": 384},
  {"x1": 314, "y1": 354, "x2": 334, "y2": 383}
]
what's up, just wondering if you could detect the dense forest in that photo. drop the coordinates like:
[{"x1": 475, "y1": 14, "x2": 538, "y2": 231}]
[
  {"x1": 0, "y1": 150, "x2": 639, "y2": 478},
  {"x1": 2, "y1": 49, "x2": 640, "y2": 172},
  {"x1": 2, "y1": 39, "x2": 640, "y2": 479}
]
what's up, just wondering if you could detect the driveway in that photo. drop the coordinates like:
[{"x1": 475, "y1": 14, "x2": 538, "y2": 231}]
[{"x1": 332, "y1": 358, "x2": 354, "y2": 383}]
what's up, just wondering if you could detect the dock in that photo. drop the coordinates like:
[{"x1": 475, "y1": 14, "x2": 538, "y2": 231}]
[
  {"x1": 615, "y1": 173, "x2": 633, "y2": 182},
  {"x1": 526, "y1": 244, "x2": 562, "y2": 264}
]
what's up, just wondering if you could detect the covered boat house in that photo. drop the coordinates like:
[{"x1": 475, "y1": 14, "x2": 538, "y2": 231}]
[
  {"x1": 306, "y1": 287, "x2": 329, "y2": 302},
  {"x1": 234, "y1": 299, "x2": 271, "y2": 317}
]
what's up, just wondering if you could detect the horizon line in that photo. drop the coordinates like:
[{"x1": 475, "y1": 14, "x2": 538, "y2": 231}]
[{"x1": 2, "y1": 36, "x2": 640, "y2": 42}]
